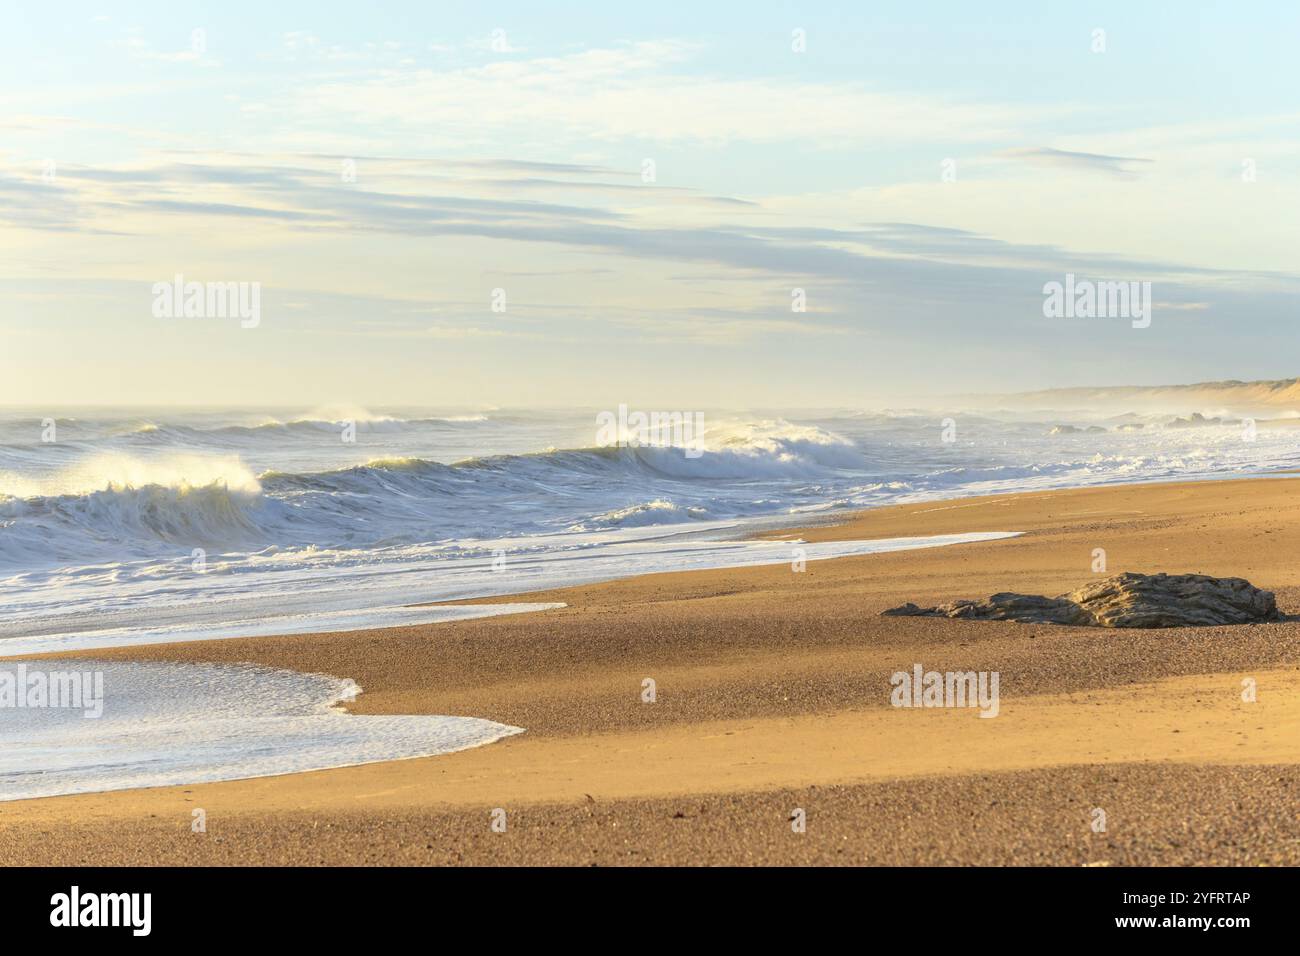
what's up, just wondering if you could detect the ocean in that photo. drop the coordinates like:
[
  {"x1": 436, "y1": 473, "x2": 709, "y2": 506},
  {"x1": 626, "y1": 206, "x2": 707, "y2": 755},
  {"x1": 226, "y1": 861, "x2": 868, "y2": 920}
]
[
  {"x1": 2, "y1": 403, "x2": 1295, "y2": 798},
  {"x1": 0, "y1": 404, "x2": 1295, "y2": 655}
]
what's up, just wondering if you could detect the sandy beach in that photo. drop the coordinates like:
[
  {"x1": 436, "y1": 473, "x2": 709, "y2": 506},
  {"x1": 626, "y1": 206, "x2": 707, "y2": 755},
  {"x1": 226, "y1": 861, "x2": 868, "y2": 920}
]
[{"x1": 4, "y1": 476, "x2": 1300, "y2": 866}]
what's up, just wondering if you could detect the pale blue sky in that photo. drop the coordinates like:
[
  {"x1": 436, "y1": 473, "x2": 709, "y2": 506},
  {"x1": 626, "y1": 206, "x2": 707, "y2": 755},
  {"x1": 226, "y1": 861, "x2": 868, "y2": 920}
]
[{"x1": 3, "y1": 1, "x2": 1298, "y2": 406}]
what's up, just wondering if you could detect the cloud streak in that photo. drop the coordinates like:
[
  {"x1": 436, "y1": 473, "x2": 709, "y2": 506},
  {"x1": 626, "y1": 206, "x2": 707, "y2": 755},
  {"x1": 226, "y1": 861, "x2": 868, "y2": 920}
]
[{"x1": 1002, "y1": 147, "x2": 1154, "y2": 177}]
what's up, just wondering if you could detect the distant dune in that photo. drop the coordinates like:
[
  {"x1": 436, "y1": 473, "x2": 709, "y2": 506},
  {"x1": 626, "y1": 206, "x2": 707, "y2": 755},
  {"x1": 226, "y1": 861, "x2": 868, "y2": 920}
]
[{"x1": 964, "y1": 377, "x2": 1300, "y2": 416}]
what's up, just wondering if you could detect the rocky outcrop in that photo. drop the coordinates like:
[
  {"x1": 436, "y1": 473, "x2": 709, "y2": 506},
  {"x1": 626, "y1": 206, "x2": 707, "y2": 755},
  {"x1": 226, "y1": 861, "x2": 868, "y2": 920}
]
[
  {"x1": 883, "y1": 572, "x2": 1282, "y2": 628},
  {"x1": 1166, "y1": 412, "x2": 1232, "y2": 429}
]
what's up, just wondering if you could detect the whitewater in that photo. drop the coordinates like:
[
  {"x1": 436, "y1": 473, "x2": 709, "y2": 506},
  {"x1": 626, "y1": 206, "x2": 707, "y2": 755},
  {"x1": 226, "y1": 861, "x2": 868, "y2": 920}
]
[
  {"x1": 2, "y1": 404, "x2": 1298, "y2": 653},
  {"x1": 0, "y1": 660, "x2": 524, "y2": 801}
]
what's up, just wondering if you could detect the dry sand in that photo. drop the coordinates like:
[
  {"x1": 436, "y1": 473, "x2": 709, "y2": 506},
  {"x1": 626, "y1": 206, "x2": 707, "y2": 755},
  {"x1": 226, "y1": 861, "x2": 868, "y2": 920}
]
[{"x1": 4, "y1": 477, "x2": 1300, "y2": 865}]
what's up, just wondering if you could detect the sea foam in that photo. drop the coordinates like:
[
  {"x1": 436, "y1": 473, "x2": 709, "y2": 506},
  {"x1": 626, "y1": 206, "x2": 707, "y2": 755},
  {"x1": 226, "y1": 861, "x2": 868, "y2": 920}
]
[{"x1": 0, "y1": 660, "x2": 523, "y2": 801}]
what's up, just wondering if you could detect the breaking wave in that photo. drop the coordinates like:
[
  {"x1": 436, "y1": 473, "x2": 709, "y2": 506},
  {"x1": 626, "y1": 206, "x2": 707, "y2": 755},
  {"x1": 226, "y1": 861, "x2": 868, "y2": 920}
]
[
  {"x1": 0, "y1": 421, "x2": 861, "y2": 568},
  {"x1": 3, "y1": 410, "x2": 1298, "y2": 574}
]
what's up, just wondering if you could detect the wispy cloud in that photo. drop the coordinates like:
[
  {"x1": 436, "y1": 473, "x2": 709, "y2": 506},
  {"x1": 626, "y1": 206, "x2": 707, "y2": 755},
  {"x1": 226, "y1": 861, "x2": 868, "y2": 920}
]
[
  {"x1": 288, "y1": 40, "x2": 1041, "y2": 147},
  {"x1": 1002, "y1": 147, "x2": 1154, "y2": 177},
  {"x1": 6, "y1": 7, "x2": 1300, "y2": 404}
]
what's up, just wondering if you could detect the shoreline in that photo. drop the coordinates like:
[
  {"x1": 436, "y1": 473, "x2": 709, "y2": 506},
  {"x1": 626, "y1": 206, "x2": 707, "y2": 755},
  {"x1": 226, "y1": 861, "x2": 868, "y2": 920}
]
[{"x1": 6, "y1": 475, "x2": 1300, "y2": 865}]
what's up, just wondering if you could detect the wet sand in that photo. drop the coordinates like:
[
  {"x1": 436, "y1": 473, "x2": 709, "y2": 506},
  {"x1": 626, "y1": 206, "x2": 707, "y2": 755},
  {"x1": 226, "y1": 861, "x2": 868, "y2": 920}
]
[{"x1": 4, "y1": 477, "x2": 1300, "y2": 865}]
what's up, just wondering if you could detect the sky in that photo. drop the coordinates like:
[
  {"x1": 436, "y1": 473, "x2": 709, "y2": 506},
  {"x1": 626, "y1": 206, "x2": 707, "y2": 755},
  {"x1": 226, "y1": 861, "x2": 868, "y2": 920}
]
[{"x1": 2, "y1": 1, "x2": 1299, "y2": 408}]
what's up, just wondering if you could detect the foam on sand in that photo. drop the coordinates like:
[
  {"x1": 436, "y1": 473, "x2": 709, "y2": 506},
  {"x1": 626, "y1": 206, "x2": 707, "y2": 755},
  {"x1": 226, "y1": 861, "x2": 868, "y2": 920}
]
[
  {"x1": 0, "y1": 602, "x2": 568, "y2": 658},
  {"x1": 0, "y1": 532, "x2": 1021, "y2": 656},
  {"x1": 0, "y1": 661, "x2": 523, "y2": 802}
]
